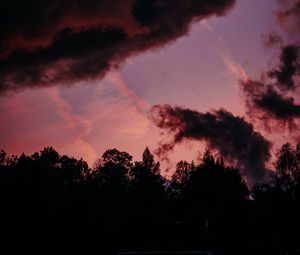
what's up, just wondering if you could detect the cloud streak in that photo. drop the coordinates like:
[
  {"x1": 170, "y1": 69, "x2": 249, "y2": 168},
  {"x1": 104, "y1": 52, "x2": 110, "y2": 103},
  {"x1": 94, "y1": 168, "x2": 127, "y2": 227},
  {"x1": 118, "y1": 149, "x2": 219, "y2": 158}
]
[
  {"x1": 106, "y1": 71, "x2": 149, "y2": 113},
  {"x1": 48, "y1": 87, "x2": 97, "y2": 163},
  {"x1": 218, "y1": 48, "x2": 248, "y2": 81}
]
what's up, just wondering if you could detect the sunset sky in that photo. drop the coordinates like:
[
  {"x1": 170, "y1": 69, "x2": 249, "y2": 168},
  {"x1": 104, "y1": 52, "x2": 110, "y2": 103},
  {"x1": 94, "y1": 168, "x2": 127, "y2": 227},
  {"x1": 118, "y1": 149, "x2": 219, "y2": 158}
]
[{"x1": 0, "y1": 0, "x2": 299, "y2": 182}]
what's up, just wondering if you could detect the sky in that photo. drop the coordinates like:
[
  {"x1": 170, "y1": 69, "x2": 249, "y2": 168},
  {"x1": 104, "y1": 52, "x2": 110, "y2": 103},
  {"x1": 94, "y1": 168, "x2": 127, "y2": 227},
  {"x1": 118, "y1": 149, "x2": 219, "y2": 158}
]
[{"x1": 0, "y1": 0, "x2": 299, "y2": 183}]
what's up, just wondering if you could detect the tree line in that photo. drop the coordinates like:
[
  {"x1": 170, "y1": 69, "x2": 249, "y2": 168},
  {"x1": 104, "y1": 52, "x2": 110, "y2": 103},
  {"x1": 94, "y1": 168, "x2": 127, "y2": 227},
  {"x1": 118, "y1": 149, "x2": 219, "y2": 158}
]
[{"x1": 0, "y1": 144, "x2": 299, "y2": 254}]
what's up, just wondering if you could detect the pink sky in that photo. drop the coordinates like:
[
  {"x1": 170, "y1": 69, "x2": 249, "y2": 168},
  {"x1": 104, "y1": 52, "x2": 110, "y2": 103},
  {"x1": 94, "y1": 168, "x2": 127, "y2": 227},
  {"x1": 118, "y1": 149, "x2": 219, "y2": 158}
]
[{"x1": 0, "y1": 0, "x2": 297, "y2": 171}]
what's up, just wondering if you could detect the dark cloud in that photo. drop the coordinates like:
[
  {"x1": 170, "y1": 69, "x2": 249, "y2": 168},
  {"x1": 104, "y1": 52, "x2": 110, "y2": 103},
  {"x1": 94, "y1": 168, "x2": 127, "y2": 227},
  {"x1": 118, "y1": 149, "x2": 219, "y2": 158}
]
[
  {"x1": 150, "y1": 104, "x2": 271, "y2": 185},
  {"x1": 243, "y1": 0, "x2": 300, "y2": 130},
  {"x1": 248, "y1": 1, "x2": 300, "y2": 131},
  {"x1": 0, "y1": 0, "x2": 236, "y2": 93},
  {"x1": 255, "y1": 88, "x2": 300, "y2": 120},
  {"x1": 240, "y1": 44, "x2": 300, "y2": 129},
  {"x1": 242, "y1": 79, "x2": 300, "y2": 129},
  {"x1": 268, "y1": 44, "x2": 300, "y2": 91}
]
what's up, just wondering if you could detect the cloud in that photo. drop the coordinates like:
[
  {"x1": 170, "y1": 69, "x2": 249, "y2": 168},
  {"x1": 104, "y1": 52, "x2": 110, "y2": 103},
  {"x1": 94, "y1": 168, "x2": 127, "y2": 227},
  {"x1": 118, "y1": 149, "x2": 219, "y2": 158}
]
[
  {"x1": 0, "y1": 75, "x2": 153, "y2": 165},
  {"x1": 48, "y1": 87, "x2": 97, "y2": 163},
  {"x1": 201, "y1": 19, "x2": 248, "y2": 83},
  {"x1": 268, "y1": 44, "x2": 300, "y2": 91},
  {"x1": 240, "y1": 44, "x2": 300, "y2": 130},
  {"x1": 218, "y1": 48, "x2": 248, "y2": 81},
  {"x1": 106, "y1": 71, "x2": 149, "y2": 113},
  {"x1": 0, "y1": 0, "x2": 236, "y2": 94},
  {"x1": 238, "y1": 0, "x2": 300, "y2": 132},
  {"x1": 241, "y1": 79, "x2": 300, "y2": 129},
  {"x1": 262, "y1": 31, "x2": 283, "y2": 49},
  {"x1": 276, "y1": 0, "x2": 300, "y2": 36},
  {"x1": 150, "y1": 104, "x2": 271, "y2": 185}
]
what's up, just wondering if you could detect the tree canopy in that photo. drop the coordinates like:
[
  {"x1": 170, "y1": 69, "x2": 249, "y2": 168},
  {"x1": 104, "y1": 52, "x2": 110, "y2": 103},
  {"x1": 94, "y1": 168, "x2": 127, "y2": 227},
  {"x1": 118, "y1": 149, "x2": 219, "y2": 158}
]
[{"x1": 0, "y1": 144, "x2": 299, "y2": 254}]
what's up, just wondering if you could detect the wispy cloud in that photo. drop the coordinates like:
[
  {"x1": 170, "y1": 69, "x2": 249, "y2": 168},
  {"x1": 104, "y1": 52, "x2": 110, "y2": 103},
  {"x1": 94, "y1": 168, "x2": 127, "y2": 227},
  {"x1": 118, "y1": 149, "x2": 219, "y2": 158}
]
[
  {"x1": 48, "y1": 87, "x2": 97, "y2": 163},
  {"x1": 106, "y1": 71, "x2": 150, "y2": 113},
  {"x1": 218, "y1": 48, "x2": 249, "y2": 81},
  {"x1": 201, "y1": 21, "x2": 248, "y2": 81}
]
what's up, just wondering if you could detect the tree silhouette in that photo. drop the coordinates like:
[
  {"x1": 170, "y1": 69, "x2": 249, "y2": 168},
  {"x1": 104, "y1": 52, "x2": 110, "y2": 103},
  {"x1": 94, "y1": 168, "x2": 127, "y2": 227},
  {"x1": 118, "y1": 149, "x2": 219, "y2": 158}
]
[
  {"x1": 129, "y1": 147, "x2": 164, "y2": 202},
  {"x1": 250, "y1": 142, "x2": 300, "y2": 255},
  {"x1": 0, "y1": 144, "x2": 299, "y2": 254},
  {"x1": 274, "y1": 143, "x2": 300, "y2": 191}
]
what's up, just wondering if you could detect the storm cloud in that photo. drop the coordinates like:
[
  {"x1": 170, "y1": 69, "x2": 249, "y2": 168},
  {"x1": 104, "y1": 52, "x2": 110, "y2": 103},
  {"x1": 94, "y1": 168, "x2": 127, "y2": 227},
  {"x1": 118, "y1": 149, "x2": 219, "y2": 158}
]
[{"x1": 0, "y1": 0, "x2": 236, "y2": 93}]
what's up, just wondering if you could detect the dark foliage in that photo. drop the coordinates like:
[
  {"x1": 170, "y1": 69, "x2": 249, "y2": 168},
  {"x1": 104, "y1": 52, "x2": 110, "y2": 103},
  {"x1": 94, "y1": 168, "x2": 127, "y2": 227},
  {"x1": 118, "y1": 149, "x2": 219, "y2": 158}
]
[{"x1": 0, "y1": 145, "x2": 299, "y2": 254}]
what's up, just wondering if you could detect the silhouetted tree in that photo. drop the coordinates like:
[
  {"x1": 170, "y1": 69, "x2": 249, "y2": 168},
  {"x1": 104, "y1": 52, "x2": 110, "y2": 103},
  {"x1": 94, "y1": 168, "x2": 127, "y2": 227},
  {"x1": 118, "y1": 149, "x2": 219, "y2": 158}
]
[
  {"x1": 274, "y1": 143, "x2": 300, "y2": 191},
  {"x1": 250, "y1": 142, "x2": 300, "y2": 255},
  {"x1": 167, "y1": 160, "x2": 195, "y2": 200},
  {"x1": 87, "y1": 148, "x2": 133, "y2": 237},
  {"x1": 1, "y1": 144, "x2": 300, "y2": 254},
  {"x1": 126, "y1": 147, "x2": 165, "y2": 249},
  {"x1": 178, "y1": 150, "x2": 249, "y2": 252},
  {"x1": 0, "y1": 149, "x2": 6, "y2": 165},
  {"x1": 129, "y1": 147, "x2": 163, "y2": 201}
]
